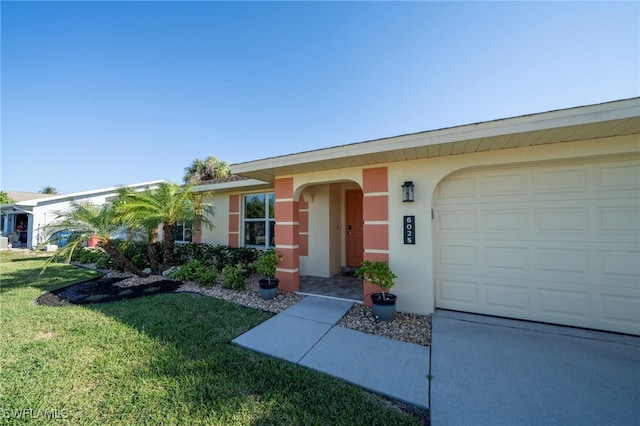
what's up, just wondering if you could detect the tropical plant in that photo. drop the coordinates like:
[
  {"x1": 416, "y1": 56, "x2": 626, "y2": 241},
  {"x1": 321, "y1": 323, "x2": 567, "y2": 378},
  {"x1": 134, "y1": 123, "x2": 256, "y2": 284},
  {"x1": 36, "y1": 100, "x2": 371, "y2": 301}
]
[
  {"x1": 183, "y1": 156, "x2": 229, "y2": 242},
  {"x1": 355, "y1": 260, "x2": 397, "y2": 301},
  {"x1": 43, "y1": 201, "x2": 146, "y2": 276},
  {"x1": 183, "y1": 156, "x2": 231, "y2": 184},
  {"x1": 0, "y1": 191, "x2": 14, "y2": 204},
  {"x1": 39, "y1": 186, "x2": 58, "y2": 194},
  {"x1": 115, "y1": 186, "x2": 163, "y2": 273},
  {"x1": 256, "y1": 249, "x2": 281, "y2": 285},
  {"x1": 115, "y1": 182, "x2": 214, "y2": 272}
]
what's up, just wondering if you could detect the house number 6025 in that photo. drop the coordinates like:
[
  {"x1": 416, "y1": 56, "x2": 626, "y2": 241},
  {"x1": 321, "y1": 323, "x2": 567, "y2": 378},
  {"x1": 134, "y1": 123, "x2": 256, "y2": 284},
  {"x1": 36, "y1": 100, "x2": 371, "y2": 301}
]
[{"x1": 404, "y1": 216, "x2": 415, "y2": 245}]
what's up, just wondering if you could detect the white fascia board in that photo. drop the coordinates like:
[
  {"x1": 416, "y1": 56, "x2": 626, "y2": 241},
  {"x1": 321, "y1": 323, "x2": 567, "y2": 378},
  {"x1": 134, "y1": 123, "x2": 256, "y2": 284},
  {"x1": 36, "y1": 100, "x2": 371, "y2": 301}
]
[
  {"x1": 232, "y1": 98, "x2": 640, "y2": 174},
  {"x1": 21, "y1": 180, "x2": 166, "y2": 206},
  {"x1": 195, "y1": 179, "x2": 272, "y2": 192}
]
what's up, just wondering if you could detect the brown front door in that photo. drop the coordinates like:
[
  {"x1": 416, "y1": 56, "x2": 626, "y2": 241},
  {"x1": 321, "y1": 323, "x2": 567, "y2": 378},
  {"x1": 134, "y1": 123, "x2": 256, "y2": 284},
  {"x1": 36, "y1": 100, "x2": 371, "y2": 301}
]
[{"x1": 346, "y1": 190, "x2": 363, "y2": 267}]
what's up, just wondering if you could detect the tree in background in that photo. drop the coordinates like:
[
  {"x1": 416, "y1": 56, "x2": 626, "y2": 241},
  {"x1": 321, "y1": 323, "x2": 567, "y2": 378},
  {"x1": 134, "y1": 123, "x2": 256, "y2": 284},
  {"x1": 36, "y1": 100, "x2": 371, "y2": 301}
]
[
  {"x1": 183, "y1": 156, "x2": 229, "y2": 241},
  {"x1": 40, "y1": 186, "x2": 58, "y2": 194},
  {"x1": 0, "y1": 191, "x2": 14, "y2": 204},
  {"x1": 116, "y1": 182, "x2": 214, "y2": 272},
  {"x1": 183, "y1": 156, "x2": 231, "y2": 184},
  {"x1": 43, "y1": 201, "x2": 146, "y2": 276}
]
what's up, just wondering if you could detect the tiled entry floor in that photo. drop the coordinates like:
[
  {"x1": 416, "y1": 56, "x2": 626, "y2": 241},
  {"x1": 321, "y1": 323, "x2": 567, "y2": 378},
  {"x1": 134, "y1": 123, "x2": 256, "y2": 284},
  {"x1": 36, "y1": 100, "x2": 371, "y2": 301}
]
[{"x1": 298, "y1": 273, "x2": 363, "y2": 301}]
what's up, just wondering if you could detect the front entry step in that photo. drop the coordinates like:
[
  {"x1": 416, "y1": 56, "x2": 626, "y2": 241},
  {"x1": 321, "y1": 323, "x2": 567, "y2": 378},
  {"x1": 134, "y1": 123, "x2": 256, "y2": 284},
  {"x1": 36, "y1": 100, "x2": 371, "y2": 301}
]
[{"x1": 341, "y1": 266, "x2": 358, "y2": 276}]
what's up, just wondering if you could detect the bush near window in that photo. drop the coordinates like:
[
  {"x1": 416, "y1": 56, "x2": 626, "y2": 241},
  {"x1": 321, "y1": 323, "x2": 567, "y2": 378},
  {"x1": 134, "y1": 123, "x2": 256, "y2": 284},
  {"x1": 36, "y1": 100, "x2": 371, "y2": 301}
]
[
  {"x1": 227, "y1": 247, "x2": 260, "y2": 271},
  {"x1": 168, "y1": 259, "x2": 217, "y2": 287},
  {"x1": 175, "y1": 243, "x2": 219, "y2": 266},
  {"x1": 221, "y1": 263, "x2": 246, "y2": 290},
  {"x1": 73, "y1": 242, "x2": 263, "y2": 280},
  {"x1": 175, "y1": 243, "x2": 260, "y2": 272}
]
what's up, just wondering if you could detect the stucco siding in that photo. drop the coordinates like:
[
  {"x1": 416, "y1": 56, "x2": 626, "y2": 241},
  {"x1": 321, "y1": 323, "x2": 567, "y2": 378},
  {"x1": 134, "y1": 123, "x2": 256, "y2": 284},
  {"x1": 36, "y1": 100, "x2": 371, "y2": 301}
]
[
  {"x1": 282, "y1": 134, "x2": 638, "y2": 316},
  {"x1": 200, "y1": 193, "x2": 230, "y2": 246}
]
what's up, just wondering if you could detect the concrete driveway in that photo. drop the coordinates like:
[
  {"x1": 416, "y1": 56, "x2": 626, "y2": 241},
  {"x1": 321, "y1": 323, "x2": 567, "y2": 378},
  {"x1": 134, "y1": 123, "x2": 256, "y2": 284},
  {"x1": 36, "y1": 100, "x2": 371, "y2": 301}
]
[{"x1": 430, "y1": 310, "x2": 640, "y2": 425}]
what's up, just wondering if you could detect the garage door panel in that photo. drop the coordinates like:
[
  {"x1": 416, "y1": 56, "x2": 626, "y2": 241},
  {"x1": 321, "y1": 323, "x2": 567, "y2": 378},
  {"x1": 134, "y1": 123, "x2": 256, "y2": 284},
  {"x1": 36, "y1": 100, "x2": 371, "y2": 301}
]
[
  {"x1": 437, "y1": 277, "x2": 479, "y2": 307},
  {"x1": 438, "y1": 205, "x2": 639, "y2": 242},
  {"x1": 533, "y1": 167, "x2": 588, "y2": 193},
  {"x1": 480, "y1": 171, "x2": 528, "y2": 196},
  {"x1": 484, "y1": 246, "x2": 529, "y2": 272},
  {"x1": 483, "y1": 209, "x2": 528, "y2": 233},
  {"x1": 484, "y1": 283, "x2": 530, "y2": 313},
  {"x1": 437, "y1": 245, "x2": 477, "y2": 269},
  {"x1": 435, "y1": 158, "x2": 640, "y2": 335},
  {"x1": 436, "y1": 175, "x2": 475, "y2": 199},
  {"x1": 598, "y1": 250, "x2": 640, "y2": 279},
  {"x1": 600, "y1": 293, "x2": 640, "y2": 328},
  {"x1": 534, "y1": 207, "x2": 589, "y2": 233},
  {"x1": 437, "y1": 274, "x2": 640, "y2": 334},
  {"x1": 597, "y1": 207, "x2": 640, "y2": 234},
  {"x1": 536, "y1": 248, "x2": 590, "y2": 275},
  {"x1": 595, "y1": 162, "x2": 640, "y2": 191},
  {"x1": 537, "y1": 288, "x2": 591, "y2": 319}
]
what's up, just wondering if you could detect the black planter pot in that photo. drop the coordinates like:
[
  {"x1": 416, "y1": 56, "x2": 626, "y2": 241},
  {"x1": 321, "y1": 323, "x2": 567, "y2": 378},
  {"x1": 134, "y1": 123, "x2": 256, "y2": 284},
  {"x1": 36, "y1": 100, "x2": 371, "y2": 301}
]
[
  {"x1": 370, "y1": 293, "x2": 397, "y2": 321},
  {"x1": 258, "y1": 278, "x2": 279, "y2": 300}
]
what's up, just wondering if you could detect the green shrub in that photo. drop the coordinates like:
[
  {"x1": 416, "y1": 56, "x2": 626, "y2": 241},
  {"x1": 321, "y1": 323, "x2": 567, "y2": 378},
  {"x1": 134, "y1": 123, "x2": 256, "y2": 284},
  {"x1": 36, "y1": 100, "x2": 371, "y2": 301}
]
[
  {"x1": 228, "y1": 247, "x2": 259, "y2": 268},
  {"x1": 96, "y1": 254, "x2": 118, "y2": 270},
  {"x1": 71, "y1": 248, "x2": 105, "y2": 264},
  {"x1": 169, "y1": 259, "x2": 217, "y2": 287},
  {"x1": 221, "y1": 264, "x2": 246, "y2": 290},
  {"x1": 212, "y1": 245, "x2": 260, "y2": 271},
  {"x1": 175, "y1": 243, "x2": 216, "y2": 266},
  {"x1": 256, "y1": 249, "x2": 280, "y2": 279},
  {"x1": 115, "y1": 241, "x2": 149, "y2": 270}
]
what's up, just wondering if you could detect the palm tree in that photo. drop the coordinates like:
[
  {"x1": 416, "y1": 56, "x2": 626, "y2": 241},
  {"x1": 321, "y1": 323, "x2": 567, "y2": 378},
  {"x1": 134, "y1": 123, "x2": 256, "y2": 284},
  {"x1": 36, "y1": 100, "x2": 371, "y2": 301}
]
[
  {"x1": 43, "y1": 201, "x2": 146, "y2": 276},
  {"x1": 183, "y1": 156, "x2": 228, "y2": 242},
  {"x1": 116, "y1": 182, "x2": 214, "y2": 272},
  {"x1": 40, "y1": 186, "x2": 58, "y2": 194},
  {"x1": 183, "y1": 156, "x2": 231, "y2": 184}
]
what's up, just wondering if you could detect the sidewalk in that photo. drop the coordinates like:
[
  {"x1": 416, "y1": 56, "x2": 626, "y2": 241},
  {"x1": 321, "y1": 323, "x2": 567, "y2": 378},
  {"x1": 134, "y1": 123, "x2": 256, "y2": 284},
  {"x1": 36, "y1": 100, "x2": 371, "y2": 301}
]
[{"x1": 232, "y1": 296, "x2": 430, "y2": 409}]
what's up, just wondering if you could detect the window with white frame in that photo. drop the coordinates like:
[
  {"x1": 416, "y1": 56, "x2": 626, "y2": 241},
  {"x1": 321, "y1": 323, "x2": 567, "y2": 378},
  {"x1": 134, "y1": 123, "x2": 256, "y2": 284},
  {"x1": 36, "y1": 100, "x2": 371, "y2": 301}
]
[
  {"x1": 174, "y1": 221, "x2": 192, "y2": 243},
  {"x1": 243, "y1": 193, "x2": 275, "y2": 248}
]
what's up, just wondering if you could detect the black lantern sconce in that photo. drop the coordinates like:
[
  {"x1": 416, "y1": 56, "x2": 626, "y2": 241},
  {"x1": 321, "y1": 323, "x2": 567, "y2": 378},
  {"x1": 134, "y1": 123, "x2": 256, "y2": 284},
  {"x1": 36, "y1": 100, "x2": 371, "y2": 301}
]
[{"x1": 402, "y1": 181, "x2": 415, "y2": 202}]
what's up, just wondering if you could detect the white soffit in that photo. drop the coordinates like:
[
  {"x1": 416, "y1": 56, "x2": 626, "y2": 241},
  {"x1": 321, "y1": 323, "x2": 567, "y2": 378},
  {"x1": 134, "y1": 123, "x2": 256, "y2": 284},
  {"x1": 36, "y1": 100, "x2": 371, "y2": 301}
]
[{"x1": 232, "y1": 98, "x2": 640, "y2": 182}]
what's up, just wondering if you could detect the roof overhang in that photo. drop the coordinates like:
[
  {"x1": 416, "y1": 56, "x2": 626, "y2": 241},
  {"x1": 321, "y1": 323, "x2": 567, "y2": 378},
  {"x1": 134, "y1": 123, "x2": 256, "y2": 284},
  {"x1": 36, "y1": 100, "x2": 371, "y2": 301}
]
[
  {"x1": 1, "y1": 180, "x2": 167, "y2": 209},
  {"x1": 0, "y1": 204, "x2": 33, "y2": 215},
  {"x1": 195, "y1": 178, "x2": 273, "y2": 193},
  {"x1": 231, "y1": 98, "x2": 640, "y2": 183}
]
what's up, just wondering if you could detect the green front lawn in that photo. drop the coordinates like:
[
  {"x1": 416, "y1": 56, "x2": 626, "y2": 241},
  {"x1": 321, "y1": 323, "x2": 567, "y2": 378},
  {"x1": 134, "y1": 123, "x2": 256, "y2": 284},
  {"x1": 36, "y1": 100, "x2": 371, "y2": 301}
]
[{"x1": 0, "y1": 251, "x2": 420, "y2": 425}]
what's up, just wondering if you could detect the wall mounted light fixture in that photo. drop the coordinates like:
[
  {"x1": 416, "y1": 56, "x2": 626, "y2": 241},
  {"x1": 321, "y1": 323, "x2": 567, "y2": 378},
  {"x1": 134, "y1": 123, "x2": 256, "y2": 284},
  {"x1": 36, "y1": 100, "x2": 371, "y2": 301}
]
[{"x1": 402, "y1": 181, "x2": 415, "y2": 202}]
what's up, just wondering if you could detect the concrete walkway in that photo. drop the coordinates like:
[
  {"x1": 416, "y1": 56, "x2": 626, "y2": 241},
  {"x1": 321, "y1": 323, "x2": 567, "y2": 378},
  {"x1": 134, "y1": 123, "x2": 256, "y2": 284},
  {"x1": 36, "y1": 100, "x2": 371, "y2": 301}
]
[
  {"x1": 430, "y1": 310, "x2": 640, "y2": 426},
  {"x1": 232, "y1": 296, "x2": 430, "y2": 409},
  {"x1": 233, "y1": 298, "x2": 640, "y2": 424}
]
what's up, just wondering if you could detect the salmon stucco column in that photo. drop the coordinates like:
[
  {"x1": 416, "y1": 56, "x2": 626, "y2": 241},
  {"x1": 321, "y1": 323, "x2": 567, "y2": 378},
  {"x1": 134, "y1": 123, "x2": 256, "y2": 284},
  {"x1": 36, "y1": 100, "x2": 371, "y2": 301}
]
[
  {"x1": 228, "y1": 194, "x2": 240, "y2": 247},
  {"x1": 274, "y1": 178, "x2": 300, "y2": 291},
  {"x1": 362, "y1": 167, "x2": 389, "y2": 306}
]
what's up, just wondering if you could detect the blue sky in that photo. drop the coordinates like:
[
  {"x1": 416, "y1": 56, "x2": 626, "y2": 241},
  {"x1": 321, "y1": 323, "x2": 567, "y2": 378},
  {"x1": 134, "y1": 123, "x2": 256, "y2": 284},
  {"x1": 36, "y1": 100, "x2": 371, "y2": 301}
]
[{"x1": 2, "y1": 1, "x2": 638, "y2": 194}]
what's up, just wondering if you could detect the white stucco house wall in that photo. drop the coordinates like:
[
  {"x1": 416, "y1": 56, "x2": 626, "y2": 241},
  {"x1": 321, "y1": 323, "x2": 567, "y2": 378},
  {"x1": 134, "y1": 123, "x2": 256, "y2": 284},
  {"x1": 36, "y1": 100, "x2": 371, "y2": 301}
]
[
  {"x1": 0, "y1": 180, "x2": 165, "y2": 250},
  {"x1": 196, "y1": 98, "x2": 640, "y2": 335}
]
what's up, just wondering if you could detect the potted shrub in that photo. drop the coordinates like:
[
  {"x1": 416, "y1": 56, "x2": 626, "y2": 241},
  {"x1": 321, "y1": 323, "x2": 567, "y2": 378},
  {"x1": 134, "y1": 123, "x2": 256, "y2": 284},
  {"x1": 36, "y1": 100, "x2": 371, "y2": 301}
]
[
  {"x1": 355, "y1": 260, "x2": 398, "y2": 321},
  {"x1": 256, "y1": 249, "x2": 281, "y2": 300}
]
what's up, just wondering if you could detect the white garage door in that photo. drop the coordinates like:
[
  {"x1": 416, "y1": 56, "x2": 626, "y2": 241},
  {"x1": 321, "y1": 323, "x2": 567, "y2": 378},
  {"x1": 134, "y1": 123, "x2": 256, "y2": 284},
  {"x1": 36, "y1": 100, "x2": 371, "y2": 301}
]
[{"x1": 434, "y1": 157, "x2": 640, "y2": 335}]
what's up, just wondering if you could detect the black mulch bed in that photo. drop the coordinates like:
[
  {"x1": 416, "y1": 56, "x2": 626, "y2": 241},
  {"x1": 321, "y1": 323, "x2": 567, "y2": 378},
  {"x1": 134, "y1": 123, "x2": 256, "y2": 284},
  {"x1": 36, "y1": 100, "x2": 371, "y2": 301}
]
[{"x1": 36, "y1": 276, "x2": 182, "y2": 307}]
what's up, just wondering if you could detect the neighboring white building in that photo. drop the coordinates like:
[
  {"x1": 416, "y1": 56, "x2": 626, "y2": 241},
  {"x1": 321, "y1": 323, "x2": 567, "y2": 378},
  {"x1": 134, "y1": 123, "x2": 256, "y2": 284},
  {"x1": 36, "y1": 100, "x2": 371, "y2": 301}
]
[
  {"x1": 0, "y1": 181, "x2": 165, "y2": 249},
  {"x1": 196, "y1": 98, "x2": 640, "y2": 335}
]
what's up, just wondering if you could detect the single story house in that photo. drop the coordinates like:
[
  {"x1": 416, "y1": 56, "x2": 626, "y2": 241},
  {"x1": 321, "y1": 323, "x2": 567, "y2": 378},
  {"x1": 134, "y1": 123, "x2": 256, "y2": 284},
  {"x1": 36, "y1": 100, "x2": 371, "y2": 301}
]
[
  {"x1": 196, "y1": 98, "x2": 640, "y2": 336},
  {"x1": 0, "y1": 180, "x2": 165, "y2": 250}
]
